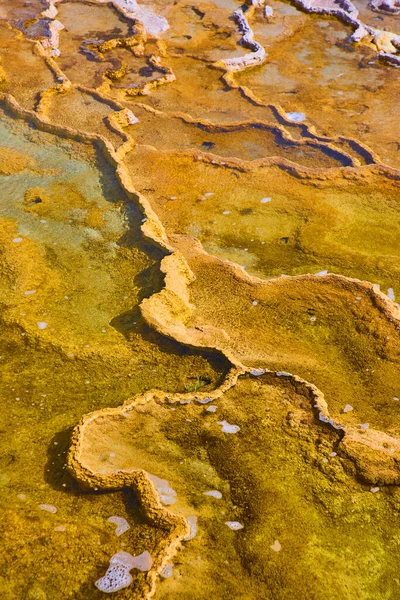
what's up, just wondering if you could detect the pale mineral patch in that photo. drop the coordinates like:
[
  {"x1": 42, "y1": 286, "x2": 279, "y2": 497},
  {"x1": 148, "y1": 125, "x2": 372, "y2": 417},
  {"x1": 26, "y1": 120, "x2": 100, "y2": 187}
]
[
  {"x1": 217, "y1": 420, "x2": 240, "y2": 434},
  {"x1": 270, "y1": 540, "x2": 282, "y2": 552},
  {"x1": 184, "y1": 516, "x2": 198, "y2": 541},
  {"x1": 285, "y1": 112, "x2": 306, "y2": 122},
  {"x1": 107, "y1": 515, "x2": 130, "y2": 536},
  {"x1": 39, "y1": 504, "x2": 57, "y2": 514},
  {"x1": 195, "y1": 397, "x2": 214, "y2": 404},
  {"x1": 98, "y1": 0, "x2": 169, "y2": 36},
  {"x1": 95, "y1": 551, "x2": 152, "y2": 593},
  {"x1": 147, "y1": 473, "x2": 177, "y2": 505},
  {"x1": 203, "y1": 490, "x2": 223, "y2": 499},
  {"x1": 387, "y1": 288, "x2": 395, "y2": 301},
  {"x1": 160, "y1": 563, "x2": 173, "y2": 578},
  {"x1": 225, "y1": 521, "x2": 244, "y2": 530}
]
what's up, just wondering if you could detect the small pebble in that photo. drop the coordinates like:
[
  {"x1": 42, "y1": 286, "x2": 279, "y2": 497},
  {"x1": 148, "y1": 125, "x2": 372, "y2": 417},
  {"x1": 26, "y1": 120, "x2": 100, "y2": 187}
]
[
  {"x1": 260, "y1": 197, "x2": 272, "y2": 203},
  {"x1": 223, "y1": 211, "x2": 230, "y2": 215},
  {"x1": 12, "y1": 237, "x2": 23, "y2": 243},
  {"x1": 370, "y1": 487, "x2": 380, "y2": 493},
  {"x1": 37, "y1": 322, "x2": 48, "y2": 330},
  {"x1": 343, "y1": 404, "x2": 353, "y2": 413},
  {"x1": 206, "y1": 405, "x2": 217, "y2": 413}
]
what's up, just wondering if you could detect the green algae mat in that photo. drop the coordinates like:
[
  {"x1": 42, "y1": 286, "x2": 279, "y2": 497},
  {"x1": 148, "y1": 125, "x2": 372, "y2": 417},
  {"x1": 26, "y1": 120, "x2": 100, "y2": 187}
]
[{"x1": 0, "y1": 1, "x2": 399, "y2": 598}]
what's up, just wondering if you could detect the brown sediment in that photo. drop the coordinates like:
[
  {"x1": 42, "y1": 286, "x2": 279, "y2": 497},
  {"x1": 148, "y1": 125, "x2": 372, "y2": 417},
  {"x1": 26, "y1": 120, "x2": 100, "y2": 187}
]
[
  {"x1": 122, "y1": 55, "x2": 176, "y2": 97},
  {"x1": 0, "y1": 22, "x2": 61, "y2": 111}
]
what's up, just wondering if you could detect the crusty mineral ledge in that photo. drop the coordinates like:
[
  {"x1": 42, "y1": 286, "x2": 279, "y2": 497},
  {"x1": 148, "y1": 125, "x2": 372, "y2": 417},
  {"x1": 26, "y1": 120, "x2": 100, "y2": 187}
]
[
  {"x1": 3, "y1": 37, "x2": 400, "y2": 595},
  {"x1": 4, "y1": 87, "x2": 400, "y2": 496},
  {"x1": 67, "y1": 367, "x2": 400, "y2": 598},
  {"x1": 341, "y1": 427, "x2": 400, "y2": 485},
  {"x1": 288, "y1": 0, "x2": 400, "y2": 66},
  {"x1": 40, "y1": 0, "x2": 169, "y2": 38},
  {"x1": 213, "y1": 8, "x2": 267, "y2": 73},
  {"x1": 140, "y1": 232, "x2": 400, "y2": 486},
  {"x1": 67, "y1": 368, "x2": 241, "y2": 598},
  {"x1": 370, "y1": 0, "x2": 400, "y2": 14}
]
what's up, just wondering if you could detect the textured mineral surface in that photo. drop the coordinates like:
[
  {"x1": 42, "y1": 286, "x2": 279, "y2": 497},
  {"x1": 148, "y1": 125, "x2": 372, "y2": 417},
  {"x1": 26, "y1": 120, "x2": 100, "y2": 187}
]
[{"x1": 0, "y1": 0, "x2": 399, "y2": 599}]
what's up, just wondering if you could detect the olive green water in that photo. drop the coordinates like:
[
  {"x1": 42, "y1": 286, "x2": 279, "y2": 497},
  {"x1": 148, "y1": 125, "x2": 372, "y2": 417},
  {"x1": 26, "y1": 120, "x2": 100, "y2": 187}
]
[
  {"x1": 0, "y1": 113, "x2": 227, "y2": 599},
  {"x1": 0, "y1": 0, "x2": 400, "y2": 598}
]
